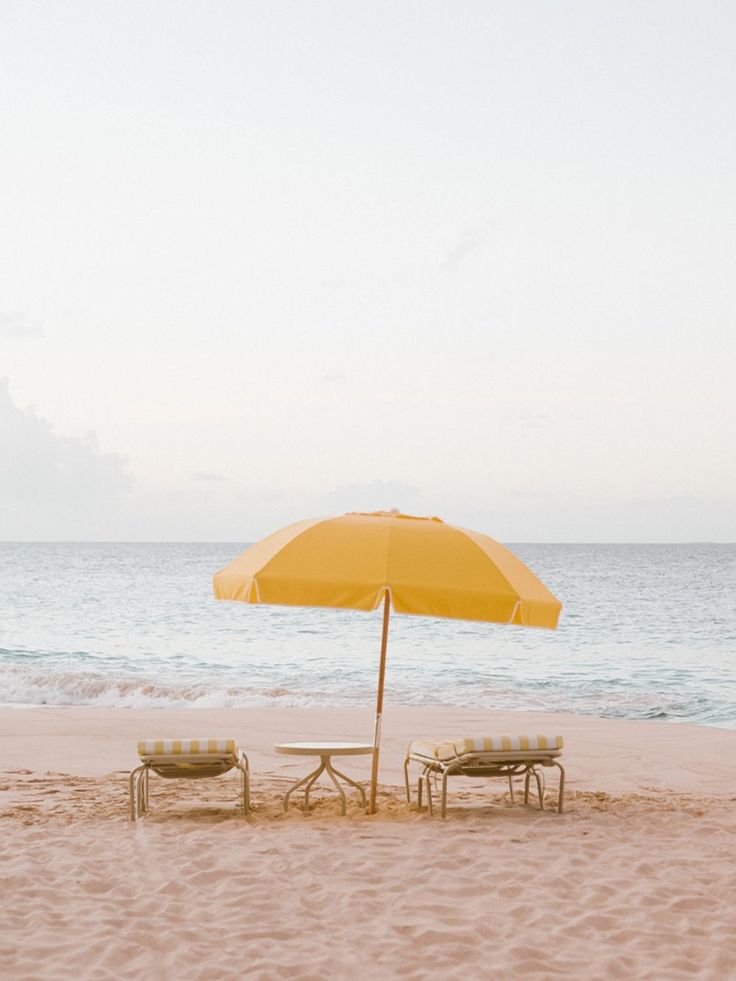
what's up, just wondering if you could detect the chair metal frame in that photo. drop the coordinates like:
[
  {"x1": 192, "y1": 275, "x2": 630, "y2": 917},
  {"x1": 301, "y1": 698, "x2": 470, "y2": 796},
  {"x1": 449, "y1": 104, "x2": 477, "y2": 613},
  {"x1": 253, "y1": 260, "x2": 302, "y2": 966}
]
[
  {"x1": 129, "y1": 751, "x2": 250, "y2": 821},
  {"x1": 404, "y1": 747, "x2": 565, "y2": 818}
]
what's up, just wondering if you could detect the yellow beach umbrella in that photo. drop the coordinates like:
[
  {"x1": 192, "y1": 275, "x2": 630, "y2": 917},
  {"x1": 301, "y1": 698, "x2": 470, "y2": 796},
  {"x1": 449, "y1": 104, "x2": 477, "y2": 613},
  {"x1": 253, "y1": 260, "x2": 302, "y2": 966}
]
[{"x1": 214, "y1": 510, "x2": 562, "y2": 812}]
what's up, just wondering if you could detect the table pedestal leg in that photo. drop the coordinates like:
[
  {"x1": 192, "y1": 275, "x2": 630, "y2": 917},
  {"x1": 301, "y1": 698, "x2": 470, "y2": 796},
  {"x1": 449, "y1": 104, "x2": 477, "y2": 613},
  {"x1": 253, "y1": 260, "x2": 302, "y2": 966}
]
[
  {"x1": 328, "y1": 761, "x2": 367, "y2": 811},
  {"x1": 284, "y1": 759, "x2": 326, "y2": 812},
  {"x1": 303, "y1": 760, "x2": 327, "y2": 810},
  {"x1": 323, "y1": 758, "x2": 348, "y2": 815},
  {"x1": 283, "y1": 755, "x2": 367, "y2": 815}
]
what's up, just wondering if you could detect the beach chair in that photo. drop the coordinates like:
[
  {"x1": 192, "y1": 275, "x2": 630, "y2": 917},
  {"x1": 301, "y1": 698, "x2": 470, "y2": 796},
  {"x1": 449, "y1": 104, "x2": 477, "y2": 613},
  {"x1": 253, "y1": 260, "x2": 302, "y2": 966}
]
[
  {"x1": 129, "y1": 738, "x2": 250, "y2": 821},
  {"x1": 404, "y1": 735, "x2": 565, "y2": 818}
]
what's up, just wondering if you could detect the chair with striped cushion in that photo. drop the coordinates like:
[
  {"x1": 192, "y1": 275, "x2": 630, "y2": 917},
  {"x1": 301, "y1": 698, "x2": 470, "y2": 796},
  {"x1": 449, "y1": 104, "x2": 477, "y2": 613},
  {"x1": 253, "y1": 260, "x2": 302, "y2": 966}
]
[
  {"x1": 129, "y1": 738, "x2": 250, "y2": 820},
  {"x1": 404, "y1": 734, "x2": 565, "y2": 818}
]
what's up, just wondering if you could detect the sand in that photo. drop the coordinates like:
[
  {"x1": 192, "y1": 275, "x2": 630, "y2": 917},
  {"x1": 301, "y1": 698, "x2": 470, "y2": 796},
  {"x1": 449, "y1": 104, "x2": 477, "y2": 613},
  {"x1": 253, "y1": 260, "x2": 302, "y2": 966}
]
[{"x1": 2, "y1": 706, "x2": 735, "y2": 980}]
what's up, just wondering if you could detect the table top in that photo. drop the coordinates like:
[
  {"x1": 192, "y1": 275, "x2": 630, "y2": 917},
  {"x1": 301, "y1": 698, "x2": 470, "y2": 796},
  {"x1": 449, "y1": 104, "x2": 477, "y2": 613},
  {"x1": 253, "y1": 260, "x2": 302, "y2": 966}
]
[{"x1": 274, "y1": 741, "x2": 375, "y2": 757}]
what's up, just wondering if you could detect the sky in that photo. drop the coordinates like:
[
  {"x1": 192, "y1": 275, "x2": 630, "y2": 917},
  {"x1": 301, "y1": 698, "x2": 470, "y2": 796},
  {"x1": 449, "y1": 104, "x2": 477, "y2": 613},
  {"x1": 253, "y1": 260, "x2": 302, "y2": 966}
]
[{"x1": 1, "y1": 1, "x2": 735, "y2": 542}]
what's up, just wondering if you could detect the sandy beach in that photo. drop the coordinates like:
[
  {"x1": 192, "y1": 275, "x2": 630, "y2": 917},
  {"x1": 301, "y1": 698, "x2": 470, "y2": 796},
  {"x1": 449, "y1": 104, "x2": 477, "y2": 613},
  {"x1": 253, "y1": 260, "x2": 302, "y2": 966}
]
[{"x1": 1, "y1": 706, "x2": 735, "y2": 980}]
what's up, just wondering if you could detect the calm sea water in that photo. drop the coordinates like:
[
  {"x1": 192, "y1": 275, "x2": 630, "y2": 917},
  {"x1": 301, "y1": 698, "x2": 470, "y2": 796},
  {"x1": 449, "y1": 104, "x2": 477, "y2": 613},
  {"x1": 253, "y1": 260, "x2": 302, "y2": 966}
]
[{"x1": 0, "y1": 543, "x2": 734, "y2": 728}]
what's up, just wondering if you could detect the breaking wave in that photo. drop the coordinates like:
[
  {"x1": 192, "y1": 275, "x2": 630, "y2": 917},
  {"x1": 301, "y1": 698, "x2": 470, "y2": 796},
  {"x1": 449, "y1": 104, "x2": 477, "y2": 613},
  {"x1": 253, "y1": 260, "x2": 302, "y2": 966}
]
[{"x1": 0, "y1": 664, "x2": 344, "y2": 709}]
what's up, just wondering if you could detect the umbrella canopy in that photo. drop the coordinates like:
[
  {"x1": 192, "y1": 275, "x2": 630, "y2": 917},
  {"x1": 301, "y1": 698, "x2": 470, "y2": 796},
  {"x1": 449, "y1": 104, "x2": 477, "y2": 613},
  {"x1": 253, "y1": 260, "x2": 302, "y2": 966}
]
[{"x1": 214, "y1": 511, "x2": 562, "y2": 811}]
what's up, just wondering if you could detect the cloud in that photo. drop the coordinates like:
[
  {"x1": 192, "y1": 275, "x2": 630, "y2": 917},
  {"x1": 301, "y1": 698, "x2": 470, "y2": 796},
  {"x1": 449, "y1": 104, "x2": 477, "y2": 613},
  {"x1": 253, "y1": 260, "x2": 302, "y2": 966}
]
[
  {"x1": 0, "y1": 312, "x2": 43, "y2": 339},
  {"x1": 439, "y1": 229, "x2": 486, "y2": 272},
  {"x1": 0, "y1": 379, "x2": 132, "y2": 538}
]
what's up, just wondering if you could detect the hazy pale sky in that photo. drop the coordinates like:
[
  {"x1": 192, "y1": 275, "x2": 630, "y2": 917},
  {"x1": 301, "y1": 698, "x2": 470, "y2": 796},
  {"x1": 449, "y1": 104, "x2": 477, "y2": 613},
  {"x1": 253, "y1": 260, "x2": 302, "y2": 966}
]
[{"x1": 1, "y1": 1, "x2": 735, "y2": 542}]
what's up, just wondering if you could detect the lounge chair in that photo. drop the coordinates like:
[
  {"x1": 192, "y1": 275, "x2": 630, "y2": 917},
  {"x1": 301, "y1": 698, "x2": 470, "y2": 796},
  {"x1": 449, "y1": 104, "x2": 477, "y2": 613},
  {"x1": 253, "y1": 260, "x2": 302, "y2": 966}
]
[
  {"x1": 129, "y1": 738, "x2": 250, "y2": 821},
  {"x1": 404, "y1": 734, "x2": 565, "y2": 818}
]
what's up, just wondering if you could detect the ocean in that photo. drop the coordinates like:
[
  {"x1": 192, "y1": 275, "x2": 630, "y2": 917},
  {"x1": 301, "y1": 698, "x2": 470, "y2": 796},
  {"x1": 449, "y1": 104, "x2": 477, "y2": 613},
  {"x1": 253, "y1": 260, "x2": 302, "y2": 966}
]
[{"x1": 0, "y1": 543, "x2": 734, "y2": 728}]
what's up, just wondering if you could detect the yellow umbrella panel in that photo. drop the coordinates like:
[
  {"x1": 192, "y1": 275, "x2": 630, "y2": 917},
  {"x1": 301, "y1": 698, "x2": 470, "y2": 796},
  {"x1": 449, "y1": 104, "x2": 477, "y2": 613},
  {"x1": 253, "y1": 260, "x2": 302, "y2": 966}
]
[{"x1": 214, "y1": 511, "x2": 562, "y2": 812}]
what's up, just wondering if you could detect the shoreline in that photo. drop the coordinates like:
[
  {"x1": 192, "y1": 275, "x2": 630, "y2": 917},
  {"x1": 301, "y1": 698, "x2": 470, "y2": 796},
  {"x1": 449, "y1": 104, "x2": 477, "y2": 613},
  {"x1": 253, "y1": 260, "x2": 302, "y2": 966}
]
[{"x1": 2, "y1": 705, "x2": 736, "y2": 790}]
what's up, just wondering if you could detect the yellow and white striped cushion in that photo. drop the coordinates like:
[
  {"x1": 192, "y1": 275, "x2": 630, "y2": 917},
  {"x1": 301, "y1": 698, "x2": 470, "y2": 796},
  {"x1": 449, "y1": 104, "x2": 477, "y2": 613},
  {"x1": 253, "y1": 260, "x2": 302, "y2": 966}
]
[
  {"x1": 138, "y1": 738, "x2": 239, "y2": 758},
  {"x1": 454, "y1": 735, "x2": 563, "y2": 755},
  {"x1": 409, "y1": 734, "x2": 563, "y2": 761}
]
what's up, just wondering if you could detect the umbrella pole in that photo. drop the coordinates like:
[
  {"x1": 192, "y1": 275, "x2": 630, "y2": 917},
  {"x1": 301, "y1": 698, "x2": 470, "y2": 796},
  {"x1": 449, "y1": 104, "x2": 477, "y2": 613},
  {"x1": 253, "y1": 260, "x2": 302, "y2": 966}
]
[{"x1": 369, "y1": 591, "x2": 390, "y2": 814}]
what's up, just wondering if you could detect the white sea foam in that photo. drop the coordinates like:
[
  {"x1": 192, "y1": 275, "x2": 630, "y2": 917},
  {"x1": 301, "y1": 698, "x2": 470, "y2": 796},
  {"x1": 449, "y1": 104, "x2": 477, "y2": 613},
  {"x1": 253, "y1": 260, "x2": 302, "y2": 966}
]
[{"x1": 0, "y1": 664, "x2": 330, "y2": 710}]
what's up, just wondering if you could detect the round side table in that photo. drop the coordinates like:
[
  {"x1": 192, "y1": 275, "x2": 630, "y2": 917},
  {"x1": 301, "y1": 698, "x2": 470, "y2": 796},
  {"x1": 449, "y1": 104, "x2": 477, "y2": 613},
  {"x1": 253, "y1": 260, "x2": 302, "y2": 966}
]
[{"x1": 274, "y1": 742, "x2": 374, "y2": 815}]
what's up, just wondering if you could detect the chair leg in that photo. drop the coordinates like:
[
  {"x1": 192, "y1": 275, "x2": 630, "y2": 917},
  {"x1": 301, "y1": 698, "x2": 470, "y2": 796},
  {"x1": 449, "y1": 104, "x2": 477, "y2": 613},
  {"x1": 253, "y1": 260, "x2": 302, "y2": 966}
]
[
  {"x1": 534, "y1": 768, "x2": 545, "y2": 811},
  {"x1": 140, "y1": 769, "x2": 145, "y2": 813},
  {"x1": 129, "y1": 764, "x2": 146, "y2": 821},
  {"x1": 425, "y1": 774, "x2": 434, "y2": 817},
  {"x1": 441, "y1": 772, "x2": 449, "y2": 819},
  {"x1": 417, "y1": 775, "x2": 423, "y2": 811},
  {"x1": 239, "y1": 761, "x2": 251, "y2": 816},
  {"x1": 553, "y1": 761, "x2": 565, "y2": 813},
  {"x1": 404, "y1": 758, "x2": 411, "y2": 803},
  {"x1": 508, "y1": 773, "x2": 514, "y2": 803}
]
